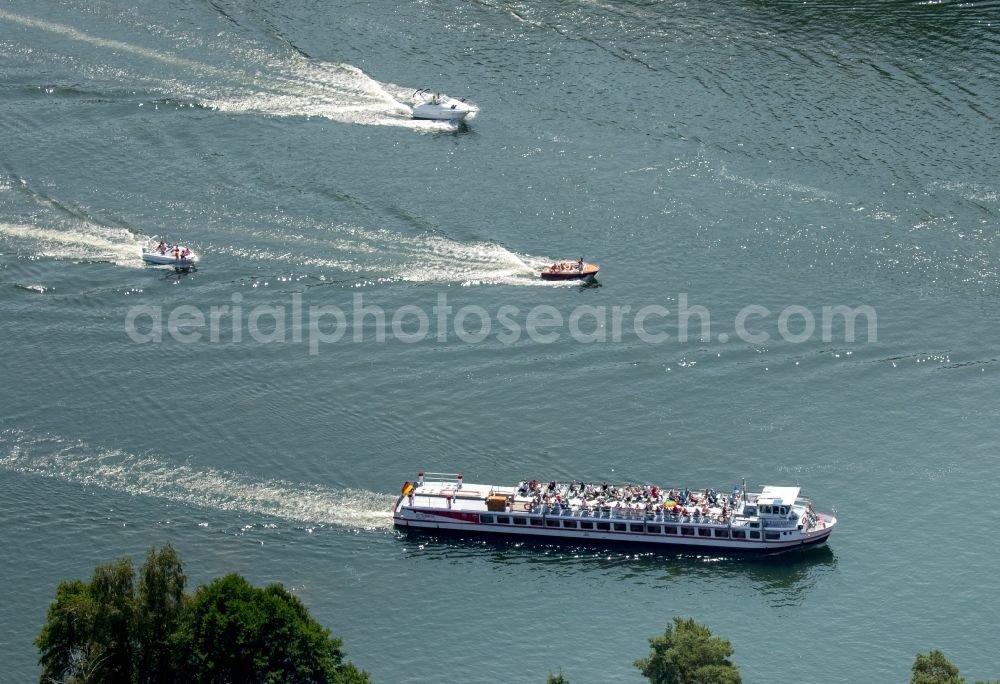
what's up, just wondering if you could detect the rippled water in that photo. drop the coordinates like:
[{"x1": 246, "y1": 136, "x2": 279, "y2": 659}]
[{"x1": 2, "y1": 0, "x2": 999, "y2": 681}]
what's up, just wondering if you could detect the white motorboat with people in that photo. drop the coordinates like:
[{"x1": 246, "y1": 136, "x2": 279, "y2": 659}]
[
  {"x1": 142, "y1": 241, "x2": 198, "y2": 270},
  {"x1": 410, "y1": 89, "x2": 479, "y2": 122},
  {"x1": 394, "y1": 472, "x2": 837, "y2": 554}
]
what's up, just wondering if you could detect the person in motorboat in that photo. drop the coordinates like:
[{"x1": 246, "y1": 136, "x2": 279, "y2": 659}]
[{"x1": 411, "y1": 90, "x2": 478, "y2": 121}]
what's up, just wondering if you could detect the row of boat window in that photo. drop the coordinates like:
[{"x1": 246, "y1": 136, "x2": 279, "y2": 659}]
[{"x1": 479, "y1": 514, "x2": 789, "y2": 540}]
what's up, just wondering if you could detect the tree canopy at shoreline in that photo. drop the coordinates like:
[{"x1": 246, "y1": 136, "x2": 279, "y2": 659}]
[
  {"x1": 634, "y1": 617, "x2": 741, "y2": 684},
  {"x1": 910, "y1": 649, "x2": 999, "y2": 684},
  {"x1": 36, "y1": 545, "x2": 368, "y2": 684}
]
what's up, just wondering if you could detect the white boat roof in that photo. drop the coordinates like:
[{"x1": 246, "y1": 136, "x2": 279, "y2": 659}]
[{"x1": 757, "y1": 486, "x2": 800, "y2": 505}]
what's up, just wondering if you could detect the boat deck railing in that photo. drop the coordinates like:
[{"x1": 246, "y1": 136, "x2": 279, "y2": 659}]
[
  {"x1": 521, "y1": 504, "x2": 745, "y2": 525},
  {"x1": 420, "y1": 472, "x2": 462, "y2": 484},
  {"x1": 517, "y1": 502, "x2": 803, "y2": 525}
]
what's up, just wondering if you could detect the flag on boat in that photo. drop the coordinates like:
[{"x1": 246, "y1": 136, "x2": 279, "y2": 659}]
[{"x1": 401, "y1": 482, "x2": 414, "y2": 496}]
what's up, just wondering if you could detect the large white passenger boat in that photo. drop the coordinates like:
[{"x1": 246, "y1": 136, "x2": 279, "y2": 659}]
[{"x1": 393, "y1": 473, "x2": 837, "y2": 554}]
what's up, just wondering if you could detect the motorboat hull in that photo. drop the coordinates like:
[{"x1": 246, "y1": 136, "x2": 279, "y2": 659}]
[
  {"x1": 412, "y1": 103, "x2": 476, "y2": 121},
  {"x1": 541, "y1": 263, "x2": 600, "y2": 280},
  {"x1": 142, "y1": 249, "x2": 197, "y2": 267},
  {"x1": 410, "y1": 93, "x2": 479, "y2": 121}
]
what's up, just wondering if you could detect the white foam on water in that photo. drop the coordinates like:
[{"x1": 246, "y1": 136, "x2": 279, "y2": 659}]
[
  {"x1": 0, "y1": 221, "x2": 145, "y2": 266},
  {"x1": 0, "y1": 9, "x2": 218, "y2": 74},
  {"x1": 0, "y1": 430, "x2": 395, "y2": 530},
  {"x1": 392, "y1": 235, "x2": 553, "y2": 286},
  {"x1": 203, "y1": 225, "x2": 555, "y2": 286},
  {"x1": 0, "y1": 206, "x2": 556, "y2": 286},
  {"x1": 0, "y1": 9, "x2": 459, "y2": 131}
]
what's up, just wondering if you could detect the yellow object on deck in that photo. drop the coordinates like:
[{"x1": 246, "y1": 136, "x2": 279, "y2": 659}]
[{"x1": 486, "y1": 495, "x2": 508, "y2": 512}]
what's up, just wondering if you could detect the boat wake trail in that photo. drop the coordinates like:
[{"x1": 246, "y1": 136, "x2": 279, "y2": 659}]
[
  {"x1": 0, "y1": 431, "x2": 395, "y2": 530},
  {"x1": 0, "y1": 8, "x2": 451, "y2": 131},
  {"x1": 0, "y1": 221, "x2": 143, "y2": 266},
  {"x1": 0, "y1": 181, "x2": 550, "y2": 284},
  {"x1": 200, "y1": 215, "x2": 555, "y2": 286},
  {"x1": 0, "y1": 173, "x2": 147, "y2": 266},
  {"x1": 380, "y1": 231, "x2": 547, "y2": 285}
]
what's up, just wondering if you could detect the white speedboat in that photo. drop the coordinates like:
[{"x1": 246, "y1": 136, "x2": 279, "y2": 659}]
[
  {"x1": 411, "y1": 90, "x2": 479, "y2": 122},
  {"x1": 142, "y1": 245, "x2": 198, "y2": 269}
]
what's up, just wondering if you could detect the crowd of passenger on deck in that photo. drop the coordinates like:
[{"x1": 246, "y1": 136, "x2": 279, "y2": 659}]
[{"x1": 515, "y1": 479, "x2": 742, "y2": 522}]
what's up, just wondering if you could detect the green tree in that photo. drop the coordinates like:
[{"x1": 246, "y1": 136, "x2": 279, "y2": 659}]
[
  {"x1": 38, "y1": 545, "x2": 367, "y2": 683},
  {"x1": 87, "y1": 558, "x2": 136, "y2": 682},
  {"x1": 135, "y1": 546, "x2": 186, "y2": 683},
  {"x1": 36, "y1": 558, "x2": 136, "y2": 684},
  {"x1": 173, "y1": 573, "x2": 370, "y2": 683},
  {"x1": 909, "y1": 649, "x2": 1000, "y2": 684},
  {"x1": 634, "y1": 617, "x2": 741, "y2": 684},
  {"x1": 911, "y1": 650, "x2": 964, "y2": 684},
  {"x1": 546, "y1": 670, "x2": 570, "y2": 683},
  {"x1": 36, "y1": 579, "x2": 105, "y2": 683}
]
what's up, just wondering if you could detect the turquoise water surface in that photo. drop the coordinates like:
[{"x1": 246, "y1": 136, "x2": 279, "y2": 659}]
[{"x1": 2, "y1": 0, "x2": 999, "y2": 681}]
